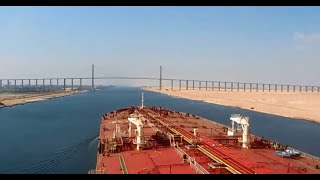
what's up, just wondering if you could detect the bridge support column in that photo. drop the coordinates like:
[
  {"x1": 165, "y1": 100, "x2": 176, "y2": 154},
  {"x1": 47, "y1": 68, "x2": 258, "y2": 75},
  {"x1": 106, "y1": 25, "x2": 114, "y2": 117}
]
[
  {"x1": 250, "y1": 83, "x2": 252, "y2": 92},
  {"x1": 199, "y1": 81, "x2": 201, "y2": 90},
  {"x1": 231, "y1": 82, "x2": 233, "y2": 91},
  {"x1": 171, "y1": 80, "x2": 173, "y2": 90},
  {"x1": 36, "y1": 79, "x2": 38, "y2": 87},
  {"x1": 14, "y1": 80, "x2": 16, "y2": 88},
  {"x1": 192, "y1": 81, "x2": 194, "y2": 90},
  {"x1": 237, "y1": 82, "x2": 239, "y2": 91},
  {"x1": 218, "y1": 82, "x2": 220, "y2": 91},
  {"x1": 305, "y1": 86, "x2": 308, "y2": 92},
  {"x1": 50, "y1": 79, "x2": 52, "y2": 89},
  {"x1": 256, "y1": 84, "x2": 258, "y2": 92},
  {"x1": 64, "y1": 79, "x2": 66, "y2": 90},
  {"x1": 318, "y1": 87, "x2": 320, "y2": 93},
  {"x1": 293, "y1": 86, "x2": 295, "y2": 92},
  {"x1": 22, "y1": 80, "x2": 24, "y2": 87},
  {"x1": 312, "y1": 86, "x2": 314, "y2": 92},
  {"x1": 0, "y1": 80, "x2": 2, "y2": 87},
  {"x1": 269, "y1": 84, "x2": 271, "y2": 92},
  {"x1": 206, "y1": 81, "x2": 208, "y2": 91},
  {"x1": 244, "y1": 83, "x2": 246, "y2": 91},
  {"x1": 179, "y1": 80, "x2": 181, "y2": 91},
  {"x1": 225, "y1": 82, "x2": 227, "y2": 91},
  {"x1": 263, "y1": 84, "x2": 265, "y2": 92},
  {"x1": 57, "y1": 79, "x2": 59, "y2": 88},
  {"x1": 281, "y1": 85, "x2": 283, "y2": 92},
  {"x1": 80, "y1": 78, "x2": 82, "y2": 90},
  {"x1": 275, "y1": 84, "x2": 277, "y2": 92},
  {"x1": 212, "y1": 81, "x2": 214, "y2": 91},
  {"x1": 186, "y1": 80, "x2": 188, "y2": 90},
  {"x1": 287, "y1": 85, "x2": 289, "y2": 92},
  {"x1": 71, "y1": 78, "x2": 74, "y2": 90},
  {"x1": 43, "y1": 79, "x2": 45, "y2": 88},
  {"x1": 29, "y1": 79, "x2": 31, "y2": 86},
  {"x1": 299, "y1": 86, "x2": 301, "y2": 92}
]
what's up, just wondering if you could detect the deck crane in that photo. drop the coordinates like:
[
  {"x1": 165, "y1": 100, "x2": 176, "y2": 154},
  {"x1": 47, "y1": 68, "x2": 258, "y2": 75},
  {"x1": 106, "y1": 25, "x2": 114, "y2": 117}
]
[{"x1": 227, "y1": 114, "x2": 250, "y2": 149}]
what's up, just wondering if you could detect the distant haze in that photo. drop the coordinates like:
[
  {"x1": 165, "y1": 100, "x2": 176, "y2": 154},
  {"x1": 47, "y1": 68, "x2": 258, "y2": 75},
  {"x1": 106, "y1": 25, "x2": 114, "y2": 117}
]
[{"x1": 0, "y1": 6, "x2": 320, "y2": 86}]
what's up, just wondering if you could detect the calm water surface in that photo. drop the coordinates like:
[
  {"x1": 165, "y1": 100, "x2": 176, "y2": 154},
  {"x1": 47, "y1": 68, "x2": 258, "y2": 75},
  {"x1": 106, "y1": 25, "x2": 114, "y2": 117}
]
[{"x1": 0, "y1": 87, "x2": 319, "y2": 174}]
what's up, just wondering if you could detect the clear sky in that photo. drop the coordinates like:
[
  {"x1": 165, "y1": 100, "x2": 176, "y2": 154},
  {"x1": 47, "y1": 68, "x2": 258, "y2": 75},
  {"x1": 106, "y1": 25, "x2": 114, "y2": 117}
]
[{"x1": 0, "y1": 6, "x2": 320, "y2": 86}]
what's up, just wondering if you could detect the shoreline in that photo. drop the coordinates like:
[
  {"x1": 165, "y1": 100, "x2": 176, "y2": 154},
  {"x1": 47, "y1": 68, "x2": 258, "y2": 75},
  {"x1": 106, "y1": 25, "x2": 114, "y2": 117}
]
[
  {"x1": 0, "y1": 90, "x2": 89, "y2": 108},
  {"x1": 142, "y1": 86, "x2": 320, "y2": 124}
]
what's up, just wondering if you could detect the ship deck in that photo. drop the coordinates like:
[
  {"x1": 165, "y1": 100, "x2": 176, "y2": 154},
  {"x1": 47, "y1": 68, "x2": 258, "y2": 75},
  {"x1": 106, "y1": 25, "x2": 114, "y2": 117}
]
[{"x1": 93, "y1": 107, "x2": 320, "y2": 174}]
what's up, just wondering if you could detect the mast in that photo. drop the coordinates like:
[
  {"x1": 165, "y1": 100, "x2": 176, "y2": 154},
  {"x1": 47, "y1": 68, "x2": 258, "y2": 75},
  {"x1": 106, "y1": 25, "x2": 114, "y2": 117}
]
[{"x1": 141, "y1": 92, "x2": 144, "y2": 108}]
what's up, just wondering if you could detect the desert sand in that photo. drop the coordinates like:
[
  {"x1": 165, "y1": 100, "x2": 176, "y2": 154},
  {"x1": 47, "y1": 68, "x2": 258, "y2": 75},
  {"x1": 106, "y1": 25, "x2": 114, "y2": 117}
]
[
  {"x1": 0, "y1": 90, "x2": 86, "y2": 107},
  {"x1": 143, "y1": 86, "x2": 320, "y2": 124}
]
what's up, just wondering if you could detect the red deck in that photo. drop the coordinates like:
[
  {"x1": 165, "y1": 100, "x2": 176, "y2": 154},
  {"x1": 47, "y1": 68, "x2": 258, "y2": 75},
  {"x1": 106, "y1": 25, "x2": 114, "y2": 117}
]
[{"x1": 92, "y1": 107, "x2": 320, "y2": 174}]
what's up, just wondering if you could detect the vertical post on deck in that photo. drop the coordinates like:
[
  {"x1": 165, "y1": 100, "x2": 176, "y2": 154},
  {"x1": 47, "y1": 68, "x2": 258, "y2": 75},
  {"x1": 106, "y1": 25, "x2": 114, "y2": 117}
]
[
  {"x1": 64, "y1": 78, "x2": 66, "y2": 90},
  {"x1": 206, "y1": 81, "x2": 208, "y2": 91},
  {"x1": 80, "y1": 78, "x2": 82, "y2": 90},
  {"x1": 225, "y1": 82, "x2": 227, "y2": 91},
  {"x1": 92, "y1": 64, "x2": 95, "y2": 91},
  {"x1": 179, "y1": 80, "x2": 181, "y2": 91},
  {"x1": 171, "y1": 80, "x2": 173, "y2": 90}
]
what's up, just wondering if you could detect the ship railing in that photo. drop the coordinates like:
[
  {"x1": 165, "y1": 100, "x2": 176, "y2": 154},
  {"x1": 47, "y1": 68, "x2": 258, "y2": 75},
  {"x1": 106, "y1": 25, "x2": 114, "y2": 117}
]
[
  {"x1": 174, "y1": 145, "x2": 186, "y2": 157},
  {"x1": 189, "y1": 157, "x2": 210, "y2": 174},
  {"x1": 287, "y1": 147, "x2": 320, "y2": 162},
  {"x1": 88, "y1": 169, "x2": 105, "y2": 174}
]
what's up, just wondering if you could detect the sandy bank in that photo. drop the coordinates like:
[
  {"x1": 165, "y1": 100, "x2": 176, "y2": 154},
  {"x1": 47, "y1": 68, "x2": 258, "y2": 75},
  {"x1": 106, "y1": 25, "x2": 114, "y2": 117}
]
[
  {"x1": 0, "y1": 90, "x2": 87, "y2": 107},
  {"x1": 143, "y1": 86, "x2": 320, "y2": 124}
]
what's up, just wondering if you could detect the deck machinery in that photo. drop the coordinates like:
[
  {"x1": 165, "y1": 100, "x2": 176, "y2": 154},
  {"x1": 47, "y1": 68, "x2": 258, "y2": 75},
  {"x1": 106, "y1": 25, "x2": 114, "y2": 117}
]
[{"x1": 91, "y1": 93, "x2": 320, "y2": 174}]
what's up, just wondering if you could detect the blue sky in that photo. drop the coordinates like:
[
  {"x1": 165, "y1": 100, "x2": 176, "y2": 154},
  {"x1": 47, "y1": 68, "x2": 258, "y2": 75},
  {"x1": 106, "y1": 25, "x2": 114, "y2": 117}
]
[{"x1": 0, "y1": 6, "x2": 320, "y2": 86}]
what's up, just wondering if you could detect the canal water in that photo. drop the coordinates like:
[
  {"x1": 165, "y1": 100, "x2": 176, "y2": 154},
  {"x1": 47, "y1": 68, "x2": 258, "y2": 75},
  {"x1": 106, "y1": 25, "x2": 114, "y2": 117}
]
[{"x1": 0, "y1": 86, "x2": 319, "y2": 174}]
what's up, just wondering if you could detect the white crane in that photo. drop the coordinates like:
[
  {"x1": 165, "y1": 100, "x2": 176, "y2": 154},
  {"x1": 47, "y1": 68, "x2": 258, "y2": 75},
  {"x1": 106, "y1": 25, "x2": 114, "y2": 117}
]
[
  {"x1": 128, "y1": 116, "x2": 144, "y2": 150},
  {"x1": 227, "y1": 114, "x2": 250, "y2": 149}
]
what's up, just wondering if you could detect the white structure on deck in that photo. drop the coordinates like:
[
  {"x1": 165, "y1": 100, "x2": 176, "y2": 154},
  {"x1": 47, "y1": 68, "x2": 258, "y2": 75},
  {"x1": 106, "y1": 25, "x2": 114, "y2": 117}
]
[
  {"x1": 227, "y1": 114, "x2": 250, "y2": 149},
  {"x1": 128, "y1": 115, "x2": 144, "y2": 150},
  {"x1": 140, "y1": 92, "x2": 144, "y2": 109}
]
